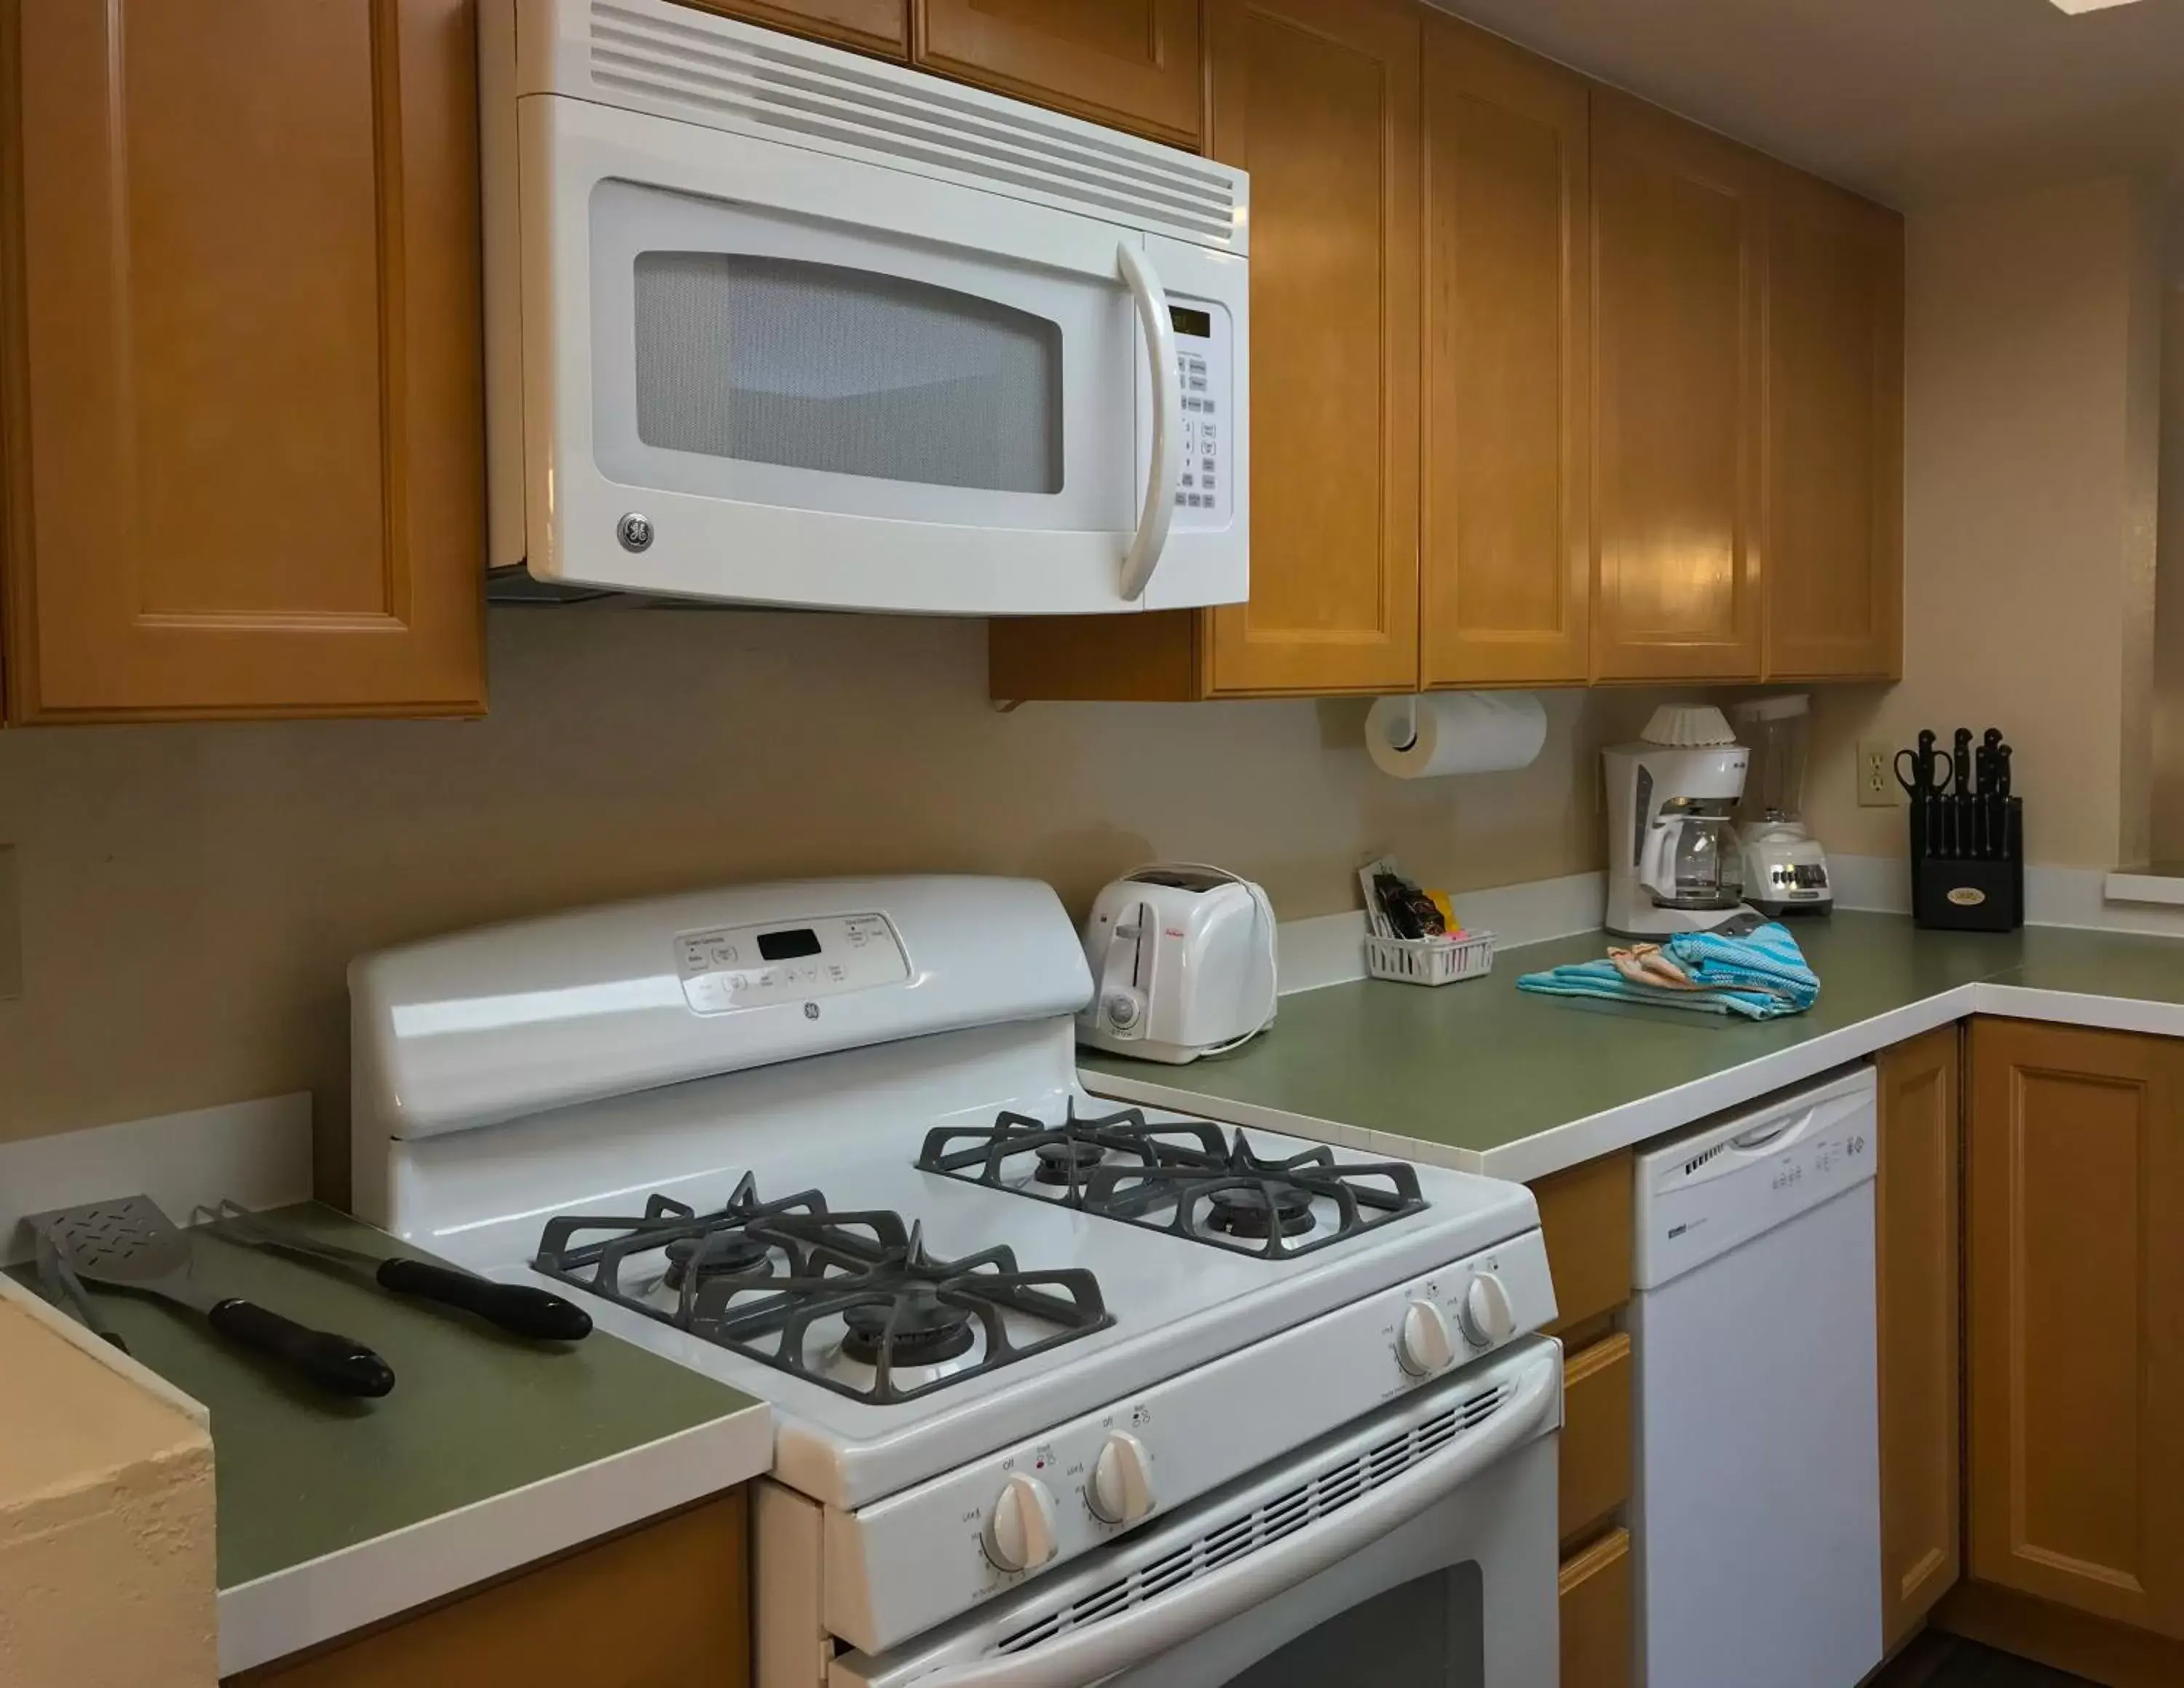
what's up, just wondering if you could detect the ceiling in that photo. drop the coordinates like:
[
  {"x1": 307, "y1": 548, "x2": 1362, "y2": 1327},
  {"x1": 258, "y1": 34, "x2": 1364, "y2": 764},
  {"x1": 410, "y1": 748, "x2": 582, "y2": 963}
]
[{"x1": 1431, "y1": 0, "x2": 2184, "y2": 237}]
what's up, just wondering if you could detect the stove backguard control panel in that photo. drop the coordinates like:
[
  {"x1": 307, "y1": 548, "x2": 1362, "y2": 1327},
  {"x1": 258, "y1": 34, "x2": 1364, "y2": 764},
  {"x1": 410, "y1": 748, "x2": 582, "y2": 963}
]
[
  {"x1": 823, "y1": 1227, "x2": 1558, "y2": 1654},
  {"x1": 676, "y1": 912, "x2": 909, "y2": 1015}
]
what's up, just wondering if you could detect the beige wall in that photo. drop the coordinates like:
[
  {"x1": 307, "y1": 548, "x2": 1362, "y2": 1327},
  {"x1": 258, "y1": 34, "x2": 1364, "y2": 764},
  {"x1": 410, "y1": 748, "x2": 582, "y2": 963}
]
[
  {"x1": 2155, "y1": 281, "x2": 2184, "y2": 862},
  {"x1": 0, "y1": 1294, "x2": 215, "y2": 1687},
  {"x1": 0, "y1": 607, "x2": 1669, "y2": 1180},
  {"x1": 1807, "y1": 176, "x2": 2167, "y2": 869}
]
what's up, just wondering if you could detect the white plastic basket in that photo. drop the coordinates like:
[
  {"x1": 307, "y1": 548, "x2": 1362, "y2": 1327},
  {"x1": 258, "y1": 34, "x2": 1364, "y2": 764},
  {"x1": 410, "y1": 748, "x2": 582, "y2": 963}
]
[{"x1": 1364, "y1": 930, "x2": 1497, "y2": 987}]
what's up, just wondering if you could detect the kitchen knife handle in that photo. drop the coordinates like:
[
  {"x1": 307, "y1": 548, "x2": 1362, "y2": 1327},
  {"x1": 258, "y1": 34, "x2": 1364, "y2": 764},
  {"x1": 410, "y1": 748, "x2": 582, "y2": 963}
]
[
  {"x1": 207, "y1": 1298, "x2": 395, "y2": 1397},
  {"x1": 375, "y1": 1258, "x2": 593, "y2": 1341}
]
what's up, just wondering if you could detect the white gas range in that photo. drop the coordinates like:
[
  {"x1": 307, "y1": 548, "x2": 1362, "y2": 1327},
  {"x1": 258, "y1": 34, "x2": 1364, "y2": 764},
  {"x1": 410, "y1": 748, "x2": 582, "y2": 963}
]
[{"x1": 351, "y1": 877, "x2": 1562, "y2": 1687}]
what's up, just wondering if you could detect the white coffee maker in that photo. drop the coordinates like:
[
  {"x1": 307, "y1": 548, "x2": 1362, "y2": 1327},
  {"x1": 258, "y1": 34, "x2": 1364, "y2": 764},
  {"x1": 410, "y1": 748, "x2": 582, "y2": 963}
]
[{"x1": 1604, "y1": 705, "x2": 1759, "y2": 939}]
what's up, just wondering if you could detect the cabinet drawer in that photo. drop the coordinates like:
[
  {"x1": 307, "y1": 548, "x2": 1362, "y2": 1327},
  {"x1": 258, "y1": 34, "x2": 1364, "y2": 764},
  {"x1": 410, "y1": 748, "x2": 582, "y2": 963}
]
[
  {"x1": 1559, "y1": 1527, "x2": 1633, "y2": 1688},
  {"x1": 1531, "y1": 1152, "x2": 1634, "y2": 1334},
  {"x1": 1559, "y1": 1333, "x2": 1633, "y2": 1545}
]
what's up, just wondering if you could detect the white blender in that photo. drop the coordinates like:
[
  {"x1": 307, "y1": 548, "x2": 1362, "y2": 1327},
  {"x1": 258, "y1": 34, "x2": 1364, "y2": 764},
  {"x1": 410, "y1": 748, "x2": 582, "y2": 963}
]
[
  {"x1": 1730, "y1": 693, "x2": 1833, "y2": 918},
  {"x1": 1603, "y1": 705, "x2": 1758, "y2": 939}
]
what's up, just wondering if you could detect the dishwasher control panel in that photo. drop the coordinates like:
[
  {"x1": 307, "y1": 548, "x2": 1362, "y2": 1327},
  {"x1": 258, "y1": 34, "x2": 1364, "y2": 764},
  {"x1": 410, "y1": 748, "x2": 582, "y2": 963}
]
[{"x1": 1634, "y1": 1066, "x2": 1878, "y2": 1290}]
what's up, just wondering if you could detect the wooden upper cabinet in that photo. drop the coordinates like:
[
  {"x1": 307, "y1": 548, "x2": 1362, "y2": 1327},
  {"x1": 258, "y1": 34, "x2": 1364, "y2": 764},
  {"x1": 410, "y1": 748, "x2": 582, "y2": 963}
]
[
  {"x1": 1420, "y1": 18, "x2": 1589, "y2": 689},
  {"x1": 679, "y1": 1, "x2": 910, "y2": 58},
  {"x1": 914, "y1": 0, "x2": 1198, "y2": 145},
  {"x1": 1201, "y1": 0, "x2": 1420, "y2": 696},
  {"x1": 1967, "y1": 1019, "x2": 2184, "y2": 1638},
  {"x1": 1875, "y1": 1027, "x2": 1962, "y2": 1652},
  {"x1": 0, "y1": 0, "x2": 485, "y2": 722},
  {"x1": 1591, "y1": 92, "x2": 1765, "y2": 683},
  {"x1": 1767, "y1": 168, "x2": 1903, "y2": 681}
]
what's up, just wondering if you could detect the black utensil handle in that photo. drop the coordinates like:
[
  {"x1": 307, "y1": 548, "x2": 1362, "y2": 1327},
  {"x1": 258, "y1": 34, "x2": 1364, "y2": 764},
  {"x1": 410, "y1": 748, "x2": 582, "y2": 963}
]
[
  {"x1": 207, "y1": 1298, "x2": 395, "y2": 1397},
  {"x1": 376, "y1": 1257, "x2": 593, "y2": 1341}
]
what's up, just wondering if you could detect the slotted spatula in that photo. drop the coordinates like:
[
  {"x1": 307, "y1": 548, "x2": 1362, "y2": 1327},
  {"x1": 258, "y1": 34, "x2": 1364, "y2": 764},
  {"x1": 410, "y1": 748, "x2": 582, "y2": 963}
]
[{"x1": 28, "y1": 1196, "x2": 395, "y2": 1398}]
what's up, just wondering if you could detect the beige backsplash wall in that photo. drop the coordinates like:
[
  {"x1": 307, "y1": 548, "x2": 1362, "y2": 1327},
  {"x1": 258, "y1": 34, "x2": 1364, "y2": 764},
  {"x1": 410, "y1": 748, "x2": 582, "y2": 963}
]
[
  {"x1": 1805, "y1": 175, "x2": 2167, "y2": 869},
  {"x1": 0, "y1": 607, "x2": 1671, "y2": 1183}
]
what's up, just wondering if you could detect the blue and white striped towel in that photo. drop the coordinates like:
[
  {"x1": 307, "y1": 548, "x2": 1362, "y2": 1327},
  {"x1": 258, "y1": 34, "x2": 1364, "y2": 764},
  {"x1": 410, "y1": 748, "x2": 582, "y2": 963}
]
[{"x1": 1516, "y1": 921, "x2": 1819, "y2": 1020}]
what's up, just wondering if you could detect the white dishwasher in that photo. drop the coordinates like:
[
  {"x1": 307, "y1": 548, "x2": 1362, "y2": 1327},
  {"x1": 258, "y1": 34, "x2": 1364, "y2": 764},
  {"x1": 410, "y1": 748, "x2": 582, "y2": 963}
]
[{"x1": 1629, "y1": 1065, "x2": 1882, "y2": 1688}]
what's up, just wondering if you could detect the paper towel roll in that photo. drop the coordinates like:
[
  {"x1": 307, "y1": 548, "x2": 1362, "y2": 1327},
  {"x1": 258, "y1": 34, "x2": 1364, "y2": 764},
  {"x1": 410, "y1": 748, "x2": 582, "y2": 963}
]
[{"x1": 1366, "y1": 692, "x2": 1548, "y2": 779}]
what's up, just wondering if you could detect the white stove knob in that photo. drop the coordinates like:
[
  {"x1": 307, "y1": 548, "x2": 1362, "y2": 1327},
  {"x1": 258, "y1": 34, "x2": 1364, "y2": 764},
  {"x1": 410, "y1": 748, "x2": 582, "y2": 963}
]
[
  {"x1": 1461, "y1": 1272, "x2": 1515, "y2": 1348},
  {"x1": 1396, "y1": 1298, "x2": 1457, "y2": 1378},
  {"x1": 1087, "y1": 1431, "x2": 1156, "y2": 1526},
  {"x1": 984, "y1": 1472, "x2": 1059, "y2": 1573}
]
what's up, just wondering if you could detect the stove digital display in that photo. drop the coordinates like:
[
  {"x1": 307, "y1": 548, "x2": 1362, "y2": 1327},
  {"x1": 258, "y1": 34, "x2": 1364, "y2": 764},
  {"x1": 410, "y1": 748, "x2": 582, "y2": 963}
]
[{"x1": 758, "y1": 927, "x2": 823, "y2": 961}]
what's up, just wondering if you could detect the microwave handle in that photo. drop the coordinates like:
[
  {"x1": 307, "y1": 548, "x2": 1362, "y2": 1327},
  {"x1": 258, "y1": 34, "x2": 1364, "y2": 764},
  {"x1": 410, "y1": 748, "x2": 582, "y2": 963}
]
[{"x1": 1117, "y1": 242, "x2": 1181, "y2": 602}]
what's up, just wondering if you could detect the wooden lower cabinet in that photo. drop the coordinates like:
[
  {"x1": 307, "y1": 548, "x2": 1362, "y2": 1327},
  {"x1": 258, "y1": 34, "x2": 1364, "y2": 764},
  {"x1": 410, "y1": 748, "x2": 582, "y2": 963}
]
[
  {"x1": 1558, "y1": 1333, "x2": 1632, "y2": 1549},
  {"x1": 232, "y1": 1491, "x2": 749, "y2": 1686},
  {"x1": 1559, "y1": 1528, "x2": 1633, "y2": 1688},
  {"x1": 2, "y1": 0, "x2": 487, "y2": 722},
  {"x1": 1966, "y1": 1019, "x2": 2184, "y2": 1638},
  {"x1": 1530, "y1": 1151, "x2": 1633, "y2": 1337},
  {"x1": 1875, "y1": 1026, "x2": 1963, "y2": 1649}
]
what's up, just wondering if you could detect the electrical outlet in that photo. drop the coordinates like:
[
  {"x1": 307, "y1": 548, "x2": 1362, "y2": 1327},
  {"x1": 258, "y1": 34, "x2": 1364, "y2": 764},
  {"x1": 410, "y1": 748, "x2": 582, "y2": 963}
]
[{"x1": 1857, "y1": 741, "x2": 1898, "y2": 808}]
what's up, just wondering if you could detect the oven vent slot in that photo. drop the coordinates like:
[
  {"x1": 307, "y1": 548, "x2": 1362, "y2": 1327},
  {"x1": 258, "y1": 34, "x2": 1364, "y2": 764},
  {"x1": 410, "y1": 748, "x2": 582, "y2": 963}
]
[
  {"x1": 994, "y1": 1378, "x2": 1516, "y2": 1655},
  {"x1": 585, "y1": 2, "x2": 1241, "y2": 250}
]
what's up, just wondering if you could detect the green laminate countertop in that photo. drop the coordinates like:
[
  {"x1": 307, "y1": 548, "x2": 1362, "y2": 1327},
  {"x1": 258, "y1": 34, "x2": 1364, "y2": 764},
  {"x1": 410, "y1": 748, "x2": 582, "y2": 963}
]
[
  {"x1": 1082, "y1": 912, "x2": 2184, "y2": 1183},
  {"x1": 15, "y1": 1202, "x2": 770, "y2": 1674}
]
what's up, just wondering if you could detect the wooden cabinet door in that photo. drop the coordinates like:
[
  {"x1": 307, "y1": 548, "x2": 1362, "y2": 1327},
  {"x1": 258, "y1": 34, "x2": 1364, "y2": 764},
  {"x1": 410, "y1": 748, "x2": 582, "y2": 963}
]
[
  {"x1": 1591, "y1": 92, "x2": 1765, "y2": 682},
  {"x1": 1202, "y1": 0, "x2": 1419, "y2": 696},
  {"x1": 1559, "y1": 1528, "x2": 1634, "y2": 1688},
  {"x1": 1419, "y1": 17, "x2": 1589, "y2": 688},
  {"x1": 914, "y1": 0, "x2": 1198, "y2": 144},
  {"x1": 1877, "y1": 1027, "x2": 1963, "y2": 1652},
  {"x1": 1767, "y1": 169, "x2": 1903, "y2": 680},
  {"x1": 1967, "y1": 1019, "x2": 2184, "y2": 1637},
  {"x1": 678, "y1": 1, "x2": 909, "y2": 58},
  {"x1": 1, "y1": 0, "x2": 485, "y2": 722},
  {"x1": 239, "y1": 1491, "x2": 748, "y2": 1684}
]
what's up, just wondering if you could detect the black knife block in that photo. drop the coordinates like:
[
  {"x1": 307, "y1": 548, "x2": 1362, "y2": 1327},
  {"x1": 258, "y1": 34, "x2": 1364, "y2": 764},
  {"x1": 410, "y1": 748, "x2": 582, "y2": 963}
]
[{"x1": 1908, "y1": 796, "x2": 2023, "y2": 931}]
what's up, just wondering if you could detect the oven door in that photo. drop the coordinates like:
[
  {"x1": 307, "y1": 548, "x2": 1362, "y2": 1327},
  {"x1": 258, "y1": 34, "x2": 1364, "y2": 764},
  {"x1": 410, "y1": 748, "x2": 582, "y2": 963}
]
[
  {"x1": 832, "y1": 1338, "x2": 1561, "y2": 1688},
  {"x1": 516, "y1": 93, "x2": 1245, "y2": 615}
]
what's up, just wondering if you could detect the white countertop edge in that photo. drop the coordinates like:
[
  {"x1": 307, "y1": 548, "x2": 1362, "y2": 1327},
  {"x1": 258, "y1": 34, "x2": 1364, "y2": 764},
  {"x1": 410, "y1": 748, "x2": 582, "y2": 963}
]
[
  {"x1": 1972, "y1": 982, "x2": 2184, "y2": 1039},
  {"x1": 217, "y1": 1398, "x2": 773, "y2": 1676}
]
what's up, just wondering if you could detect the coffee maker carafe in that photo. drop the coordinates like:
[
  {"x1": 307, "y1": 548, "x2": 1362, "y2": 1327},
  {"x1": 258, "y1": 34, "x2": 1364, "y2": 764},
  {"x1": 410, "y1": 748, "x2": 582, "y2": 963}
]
[{"x1": 1605, "y1": 705, "x2": 1760, "y2": 938}]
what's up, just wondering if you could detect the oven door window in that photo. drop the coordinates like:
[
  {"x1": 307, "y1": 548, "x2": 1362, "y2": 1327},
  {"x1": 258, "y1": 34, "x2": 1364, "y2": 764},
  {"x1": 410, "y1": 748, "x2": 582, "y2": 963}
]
[
  {"x1": 590, "y1": 181, "x2": 1133, "y2": 533},
  {"x1": 1218, "y1": 1566, "x2": 1482, "y2": 1688}
]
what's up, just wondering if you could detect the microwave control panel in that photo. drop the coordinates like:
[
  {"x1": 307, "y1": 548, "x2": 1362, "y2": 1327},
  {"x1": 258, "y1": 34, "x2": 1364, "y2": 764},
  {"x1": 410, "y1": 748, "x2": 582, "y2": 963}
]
[
  {"x1": 1163, "y1": 298, "x2": 1233, "y2": 530},
  {"x1": 674, "y1": 912, "x2": 908, "y2": 1014}
]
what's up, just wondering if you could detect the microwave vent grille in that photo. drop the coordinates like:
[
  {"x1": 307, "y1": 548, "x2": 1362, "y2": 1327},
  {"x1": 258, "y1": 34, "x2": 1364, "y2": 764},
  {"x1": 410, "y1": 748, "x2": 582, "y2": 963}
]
[{"x1": 585, "y1": 2, "x2": 1241, "y2": 251}]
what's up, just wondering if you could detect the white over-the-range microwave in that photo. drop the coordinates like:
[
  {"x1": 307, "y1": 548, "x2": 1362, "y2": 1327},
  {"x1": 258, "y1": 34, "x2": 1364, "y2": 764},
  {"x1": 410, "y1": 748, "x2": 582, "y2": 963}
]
[{"x1": 480, "y1": 0, "x2": 1250, "y2": 615}]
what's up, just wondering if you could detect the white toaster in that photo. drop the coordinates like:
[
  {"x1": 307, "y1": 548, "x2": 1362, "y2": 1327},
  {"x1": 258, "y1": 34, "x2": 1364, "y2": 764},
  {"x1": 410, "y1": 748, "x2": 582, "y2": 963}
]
[{"x1": 1077, "y1": 866, "x2": 1277, "y2": 1063}]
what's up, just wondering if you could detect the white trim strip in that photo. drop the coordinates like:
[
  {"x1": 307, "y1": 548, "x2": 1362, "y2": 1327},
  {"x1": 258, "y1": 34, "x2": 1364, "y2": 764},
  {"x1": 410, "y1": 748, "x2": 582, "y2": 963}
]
[
  {"x1": 217, "y1": 1402, "x2": 772, "y2": 1676},
  {"x1": 2104, "y1": 869, "x2": 2184, "y2": 907},
  {"x1": 0, "y1": 1095, "x2": 314, "y2": 1266}
]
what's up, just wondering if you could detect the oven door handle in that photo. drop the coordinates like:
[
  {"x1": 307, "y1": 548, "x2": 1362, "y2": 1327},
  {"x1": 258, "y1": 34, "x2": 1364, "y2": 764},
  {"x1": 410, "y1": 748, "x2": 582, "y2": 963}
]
[
  {"x1": 1117, "y1": 241, "x2": 1179, "y2": 604},
  {"x1": 892, "y1": 1352, "x2": 1558, "y2": 1688}
]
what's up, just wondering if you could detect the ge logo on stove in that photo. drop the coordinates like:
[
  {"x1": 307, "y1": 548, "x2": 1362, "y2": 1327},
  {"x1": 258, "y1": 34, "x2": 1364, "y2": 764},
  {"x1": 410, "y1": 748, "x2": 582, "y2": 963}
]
[{"x1": 804, "y1": 1002, "x2": 820, "y2": 1019}]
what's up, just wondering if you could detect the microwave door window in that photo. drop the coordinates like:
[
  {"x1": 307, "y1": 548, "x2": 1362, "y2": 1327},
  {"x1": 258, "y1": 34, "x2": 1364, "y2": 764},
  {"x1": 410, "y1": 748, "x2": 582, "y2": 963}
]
[{"x1": 632, "y1": 253, "x2": 1064, "y2": 495}]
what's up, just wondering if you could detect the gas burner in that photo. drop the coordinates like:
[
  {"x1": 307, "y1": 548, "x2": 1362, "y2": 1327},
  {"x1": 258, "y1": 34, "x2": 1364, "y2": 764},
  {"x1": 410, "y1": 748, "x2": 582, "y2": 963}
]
[
  {"x1": 1085, "y1": 1132, "x2": 1426, "y2": 1260},
  {"x1": 1034, "y1": 1140, "x2": 1106, "y2": 1186},
  {"x1": 919, "y1": 1101, "x2": 1230, "y2": 1199},
  {"x1": 1204, "y1": 1183, "x2": 1316, "y2": 1239},
  {"x1": 532, "y1": 1177, "x2": 1112, "y2": 1405},
  {"x1": 919, "y1": 1107, "x2": 1428, "y2": 1259},
  {"x1": 839, "y1": 1290, "x2": 977, "y2": 1366},
  {"x1": 662, "y1": 1231, "x2": 772, "y2": 1290}
]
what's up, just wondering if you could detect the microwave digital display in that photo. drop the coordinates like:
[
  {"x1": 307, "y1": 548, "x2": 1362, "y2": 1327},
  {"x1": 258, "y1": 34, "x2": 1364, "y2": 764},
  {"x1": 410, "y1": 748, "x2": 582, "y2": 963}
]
[{"x1": 1169, "y1": 304, "x2": 1212, "y2": 339}]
